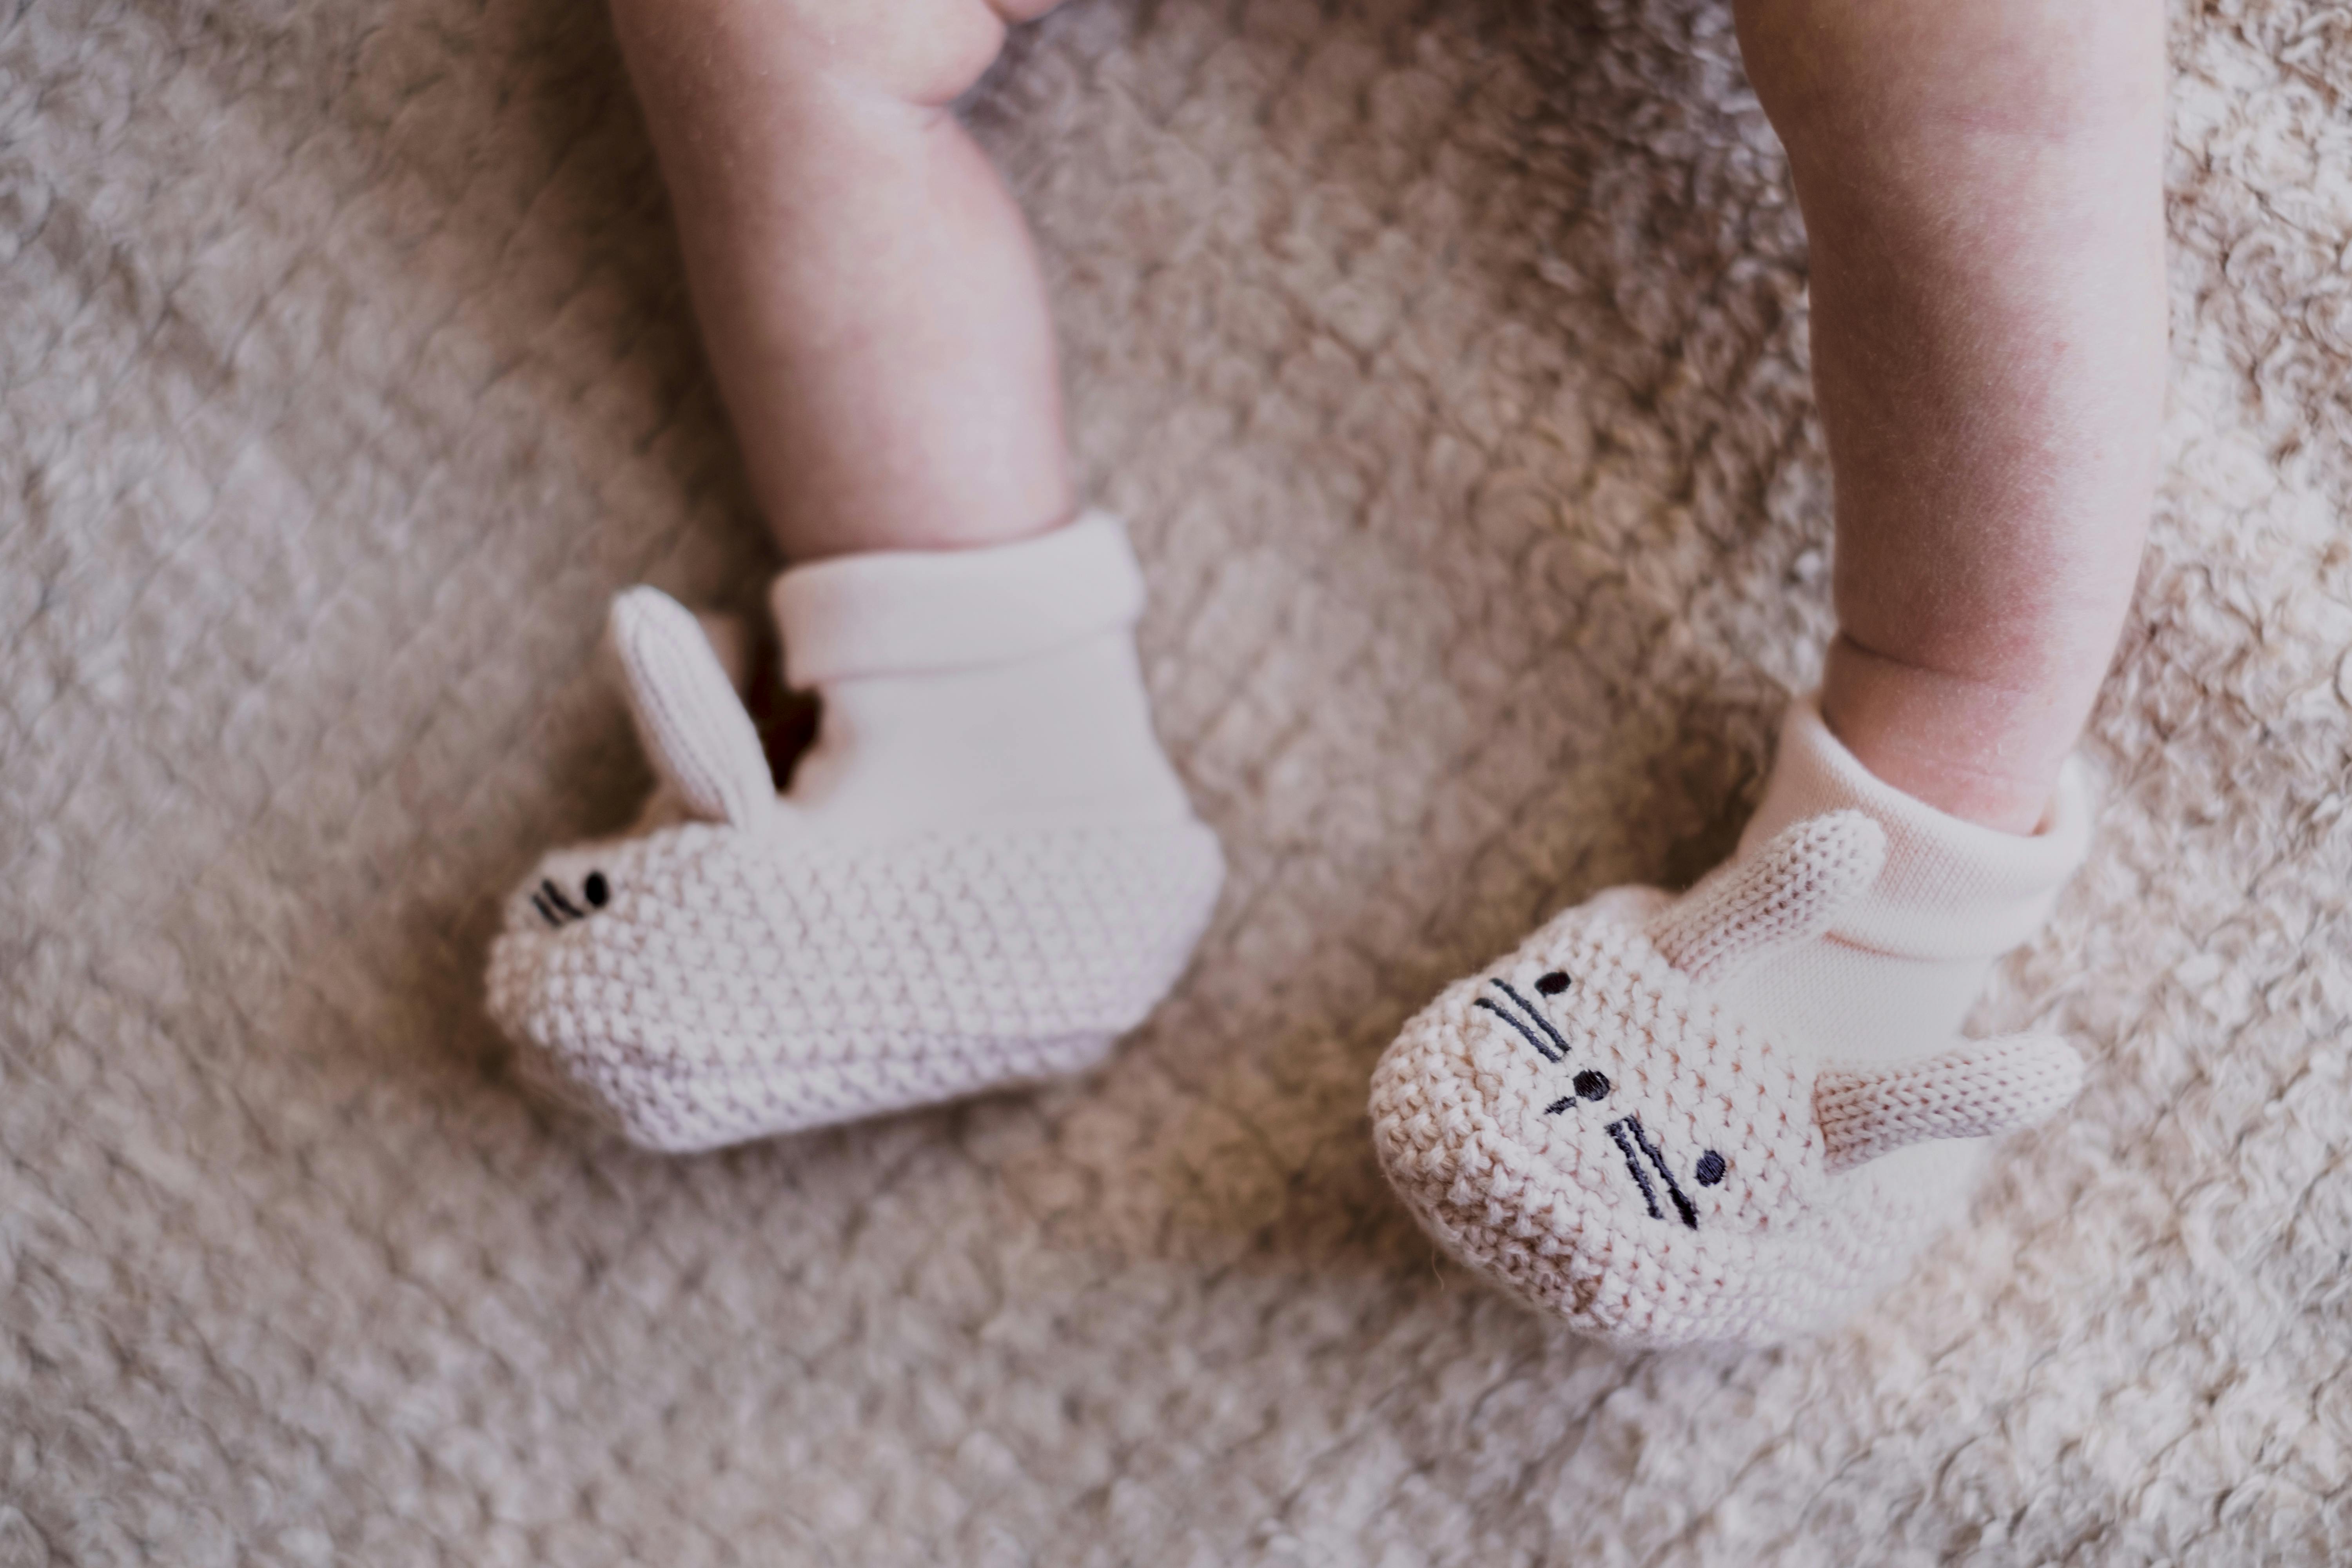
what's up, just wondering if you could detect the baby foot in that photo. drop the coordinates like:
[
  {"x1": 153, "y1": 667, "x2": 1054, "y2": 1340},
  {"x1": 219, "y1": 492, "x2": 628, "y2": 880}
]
[
  {"x1": 1369, "y1": 699, "x2": 2093, "y2": 1346},
  {"x1": 487, "y1": 514, "x2": 1223, "y2": 1152}
]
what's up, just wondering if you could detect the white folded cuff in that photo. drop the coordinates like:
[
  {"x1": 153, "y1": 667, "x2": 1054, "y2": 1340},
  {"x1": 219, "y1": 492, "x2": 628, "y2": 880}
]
[
  {"x1": 1737, "y1": 693, "x2": 2095, "y2": 961},
  {"x1": 770, "y1": 510, "x2": 1147, "y2": 690}
]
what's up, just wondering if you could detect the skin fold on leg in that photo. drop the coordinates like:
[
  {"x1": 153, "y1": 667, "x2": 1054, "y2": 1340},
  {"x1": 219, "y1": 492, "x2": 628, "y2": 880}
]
[
  {"x1": 607, "y1": 0, "x2": 1078, "y2": 563},
  {"x1": 1734, "y1": 0, "x2": 2168, "y2": 831}
]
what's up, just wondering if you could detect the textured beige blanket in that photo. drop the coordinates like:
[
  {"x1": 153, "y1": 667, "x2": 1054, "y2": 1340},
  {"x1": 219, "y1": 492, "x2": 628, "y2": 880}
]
[{"x1": 6, "y1": 1, "x2": 2350, "y2": 1561}]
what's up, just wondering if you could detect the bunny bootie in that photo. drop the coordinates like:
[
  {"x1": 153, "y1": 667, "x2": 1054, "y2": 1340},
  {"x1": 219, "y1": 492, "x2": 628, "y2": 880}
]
[
  {"x1": 1369, "y1": 697, "x2": 2094, "y2": 1347},
  {"x1": 487, "y1": 513, "x2": 1224, "y2": 1152}
]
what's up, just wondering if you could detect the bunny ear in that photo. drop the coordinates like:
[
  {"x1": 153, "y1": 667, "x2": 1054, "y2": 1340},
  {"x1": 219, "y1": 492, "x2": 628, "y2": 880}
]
[
  {"x1": 608, "y1": 586, "x2": 776, "y2": 828},
  {"x1": 1815, "y1": 1033, "x2": 2084, "y2": 1174},
  {"x1": 690, "y1": 609, "x2": 757, "y2": 697},
  {"x1": 1645, "y1": 811, "x2": 1886, "y2": 988}
]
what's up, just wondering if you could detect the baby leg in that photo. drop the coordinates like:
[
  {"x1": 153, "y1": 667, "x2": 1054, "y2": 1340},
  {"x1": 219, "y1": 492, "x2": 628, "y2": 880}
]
[
  {"x1": 1736, "y1": 0, "x2": 2166, "y2": 832},
  {"x1": 486, "y1": 0, "x2": 1226, "y2": 1150},
  {"x1": 1370, "y1": 0, "x2": 2163, "y2": 1341},
  {"x1": 608, "y1": 0, "x2": 1078, "y2": 560}
]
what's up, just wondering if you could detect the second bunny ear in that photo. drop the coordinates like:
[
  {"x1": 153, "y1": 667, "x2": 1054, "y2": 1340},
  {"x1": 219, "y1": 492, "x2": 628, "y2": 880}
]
[
  {"x1": 609, "y1": 586, "x2": 776, "y2": 829},
  {"x1": 1815, "y1": 1033, "x2": 2084, "y2": 1173},
  {"x1": 1646, "y1": 810, "x2": 1887, "y2": 988}
]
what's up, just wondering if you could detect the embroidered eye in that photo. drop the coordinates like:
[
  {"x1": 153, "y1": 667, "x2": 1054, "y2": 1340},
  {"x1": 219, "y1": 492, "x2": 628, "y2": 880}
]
[
  {"x1": 532, "y1": 873, "x2": 611, "y2": 928},
  {"x1": 1694, "y1": 1151, "x2": 1727, "y2": 1187},
  {"x1": 1535, "y1": 971, "x2": 1572, "y2": 995}
]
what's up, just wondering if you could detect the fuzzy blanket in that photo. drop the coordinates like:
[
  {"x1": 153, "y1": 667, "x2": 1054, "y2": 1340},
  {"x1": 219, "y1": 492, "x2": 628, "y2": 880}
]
[{"x1": 6, "y1": 1, "x2": 2350, "y2": 1562}]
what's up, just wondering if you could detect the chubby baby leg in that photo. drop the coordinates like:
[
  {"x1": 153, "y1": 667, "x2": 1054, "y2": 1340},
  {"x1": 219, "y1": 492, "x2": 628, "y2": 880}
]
[
  {"x1": 607, "y1": 0, "x2": 1080, "y2": 559},
  {"x1": 1738, "y1": 0, "x2": 2165, "y2": 834},
  {"x1": 1372, "y1": 0, "x2": 2161, "y2": 1342}
]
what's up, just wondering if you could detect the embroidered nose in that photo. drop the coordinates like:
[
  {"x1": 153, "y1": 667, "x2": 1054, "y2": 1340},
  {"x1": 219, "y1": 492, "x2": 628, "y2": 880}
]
[{"x1": 1545, "y1": 1070, "x2": 1611, "y2": 1116}]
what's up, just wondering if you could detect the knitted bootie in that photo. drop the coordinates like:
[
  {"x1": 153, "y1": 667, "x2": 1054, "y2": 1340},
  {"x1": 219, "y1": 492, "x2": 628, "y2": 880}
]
[
  {"x1": 487, "y1": 513, "x2": 1224, "y2": 1152},
  {"x1": 1368, "y1": 695, "x2": 2094, "y2": 1346}
]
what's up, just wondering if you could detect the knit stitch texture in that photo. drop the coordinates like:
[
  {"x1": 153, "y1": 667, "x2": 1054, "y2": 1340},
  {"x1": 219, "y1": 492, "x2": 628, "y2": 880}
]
[
  {"x1": 488, "y1": 814, "x2": 1223, "y2": 1150},
  {"x1": 1368, "y1": 808, "x2": 2086, "y2": 1345},
  {"x1": 9, "y1": 0, "x2": 2352, "y2": 1559},
  {"x1": 487, "y1": 520, "x2": 1223, "y2": 1151}
]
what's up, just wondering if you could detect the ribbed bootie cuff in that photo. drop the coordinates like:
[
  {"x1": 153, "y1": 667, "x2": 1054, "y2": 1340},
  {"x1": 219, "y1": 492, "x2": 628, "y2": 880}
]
[
  {"x1": 771, "y1": 510, "x2": 1145, "y2": 690},
  {"x1": 1735, "y1": 694, "x2": 2095, "y2": 961}
]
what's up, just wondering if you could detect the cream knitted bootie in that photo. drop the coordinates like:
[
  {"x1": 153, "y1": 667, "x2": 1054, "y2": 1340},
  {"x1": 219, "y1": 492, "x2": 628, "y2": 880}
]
[
  {"x1": 487, "y1": 513, "x2": 1224, "y2": 1152},
  {"x1": 1368, "y1": 695, "x2": 2094, "y2": 1347}
]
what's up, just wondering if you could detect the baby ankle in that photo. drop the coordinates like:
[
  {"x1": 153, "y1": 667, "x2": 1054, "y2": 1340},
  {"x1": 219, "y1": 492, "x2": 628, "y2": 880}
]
[{"x1": 1821, "y1": 633, "x2": 2087, "y2": 834}]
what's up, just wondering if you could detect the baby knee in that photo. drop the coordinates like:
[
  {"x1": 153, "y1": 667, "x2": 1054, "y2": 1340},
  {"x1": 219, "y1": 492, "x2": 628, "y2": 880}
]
[
  {"x1": 613, "y1": 0, "x2": 1051, "y2": 107},
  {"x1": 771, "y1": 0, "x2": 1054, "y2": 106}
]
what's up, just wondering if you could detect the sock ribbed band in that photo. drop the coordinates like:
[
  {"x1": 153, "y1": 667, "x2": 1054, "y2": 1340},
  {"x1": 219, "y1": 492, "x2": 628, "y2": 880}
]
[
  {"x1": 1717, "y1": 693, "x2": 2097, "y2": 1069},
  {"x1": 771, "y1": 509, "x2": 1146, "y2": 690},
  {"x1": 1736, "y1": 695, "x2": 2095, "y2": 962}
]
